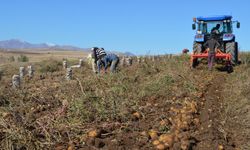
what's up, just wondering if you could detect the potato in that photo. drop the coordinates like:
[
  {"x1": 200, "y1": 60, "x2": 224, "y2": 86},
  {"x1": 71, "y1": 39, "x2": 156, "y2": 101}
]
[
  {"x1": 180, "y1": 140, "x2": 189, "y2": 150},
  {"x1": 180, "y1": 109, "x2": 186, "y2": 114},
  {"x1": 189, "y1": 101, "x2": 197, "y2": 113},
  {"x1": 132, "y1": 112, "x2": 142, "y2": 119},
  {"x1": 67, "y1": 146, "x2": 74, "y2": 150},
  {"x1": 218, "y1": 145, "x2": 224, "y2": 150},
  {"x1": 193, "y1": 118, "x2": 200, "y2": 125},
  {"x1": 174, "y1": 129, "x2": 180, "y2": 136},
  {"x1": 156, "y1": 144, "x2": 166, "y2": 150},
  {"x1": 2, "y1": 112, "x2": 11, "y2": 119},
  {"x1": 62, "y1": 99, "x2": 69, "y2": 107},
  {"x1": 159, "y1": 134, "x2": 174, "y2": 147},
  {"x1": 148, "y1": 130, "x2": 158, "y2": 140},
  {"x1": 88, "y1": 129, "x2": 100, "y2": 138},
  {"x1": 160, "y1": 119, "x2": 169, "y2": 126},
  {"x1": 152, "y1": 140, "x2": 160, "y2": 146},
  {"x1": 140, "y1": 131, "x2": 148, "y2": 137},
  {"x1": 170, "y1": 107, "x2": 180, "y2": 113}
]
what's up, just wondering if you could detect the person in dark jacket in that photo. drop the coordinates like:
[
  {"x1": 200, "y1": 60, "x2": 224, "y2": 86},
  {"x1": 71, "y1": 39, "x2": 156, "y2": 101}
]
[
  {"x1": 204, "y1": 35, "x2": 220, "y2": 70},
  {"x1": 97, "y1": 53, "x2": 119, "y2": 74}
]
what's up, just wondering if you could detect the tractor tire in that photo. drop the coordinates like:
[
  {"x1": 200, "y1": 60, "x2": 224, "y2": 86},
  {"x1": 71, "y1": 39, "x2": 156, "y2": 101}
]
[
  {"x1": 193, "y1": 42, "x2": 202, "y2": 54},
  {"x1": 191, "y1": 58, "x2": 198, "y2": 68},
  {"x1": 226, "y1": 42, "x2": 238, "y2": 65},
  {"x1": 192, "y1": 42, "x2": 202, "y2": 68},
  {"x1": 227, "y1": 65, "x2": 234, "y2": 73}
]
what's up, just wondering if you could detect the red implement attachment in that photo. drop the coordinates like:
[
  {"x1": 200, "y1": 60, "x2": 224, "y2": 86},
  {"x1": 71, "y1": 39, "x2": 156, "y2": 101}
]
[{"x1": 190, "y1": 49, "x2": 233, "y2": 72}]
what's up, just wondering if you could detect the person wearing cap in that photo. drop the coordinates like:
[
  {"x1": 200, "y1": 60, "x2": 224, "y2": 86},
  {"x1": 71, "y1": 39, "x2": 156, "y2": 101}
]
[
  {"x1": 95, "y1": 48, "x2": 107, "y2": 60},
  {"x1": 90, "y1": 47, "x2": 107, "y2": 73},
  {"x1": 97, "y1": 53, "x2": 119, "y2": 74},
  {"x1": 204, "y1": 35, "x2": 220, "y2": 71},
  {"x1": 182, "y1": 49, "x2": 189, "y2": 54}
]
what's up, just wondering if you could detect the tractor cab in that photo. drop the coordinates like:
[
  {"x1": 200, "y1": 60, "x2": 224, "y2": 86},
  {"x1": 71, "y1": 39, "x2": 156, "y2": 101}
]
[{"x1": 192, "y1": 15, "x2": 240, "y2": 45}]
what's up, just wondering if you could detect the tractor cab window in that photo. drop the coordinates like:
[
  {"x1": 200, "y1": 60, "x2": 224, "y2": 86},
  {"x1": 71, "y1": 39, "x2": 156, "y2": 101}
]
[
  {"x1": 222, "y1": 20, "x2": 233, "y2": 33},
  {"x1": 198, "y1": 22, "x2": 208, "y2": 33},
  {"x1": 198, "y1": 21, "x2": 232, "y2": 34}
]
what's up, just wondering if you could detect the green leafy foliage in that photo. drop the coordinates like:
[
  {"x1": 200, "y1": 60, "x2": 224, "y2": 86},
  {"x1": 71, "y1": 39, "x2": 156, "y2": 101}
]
[
  {"x1": 38, "y1": 59, "x2": 62, "y2": 73},
  {"x1": 17, "y1": 54, "x2": 29, "y2": 62},
  {"x1": 8, "y1": 56, "x2": 15, "y2": 62}
]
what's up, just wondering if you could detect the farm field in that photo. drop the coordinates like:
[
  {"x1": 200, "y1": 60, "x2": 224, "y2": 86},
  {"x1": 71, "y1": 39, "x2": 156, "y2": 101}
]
[
  {"x1": 0, "y1": 51, "x2": 250, "y2": 150},
  {"x1": 0, "y1": 50, "x2": 89, "y2": 66}
]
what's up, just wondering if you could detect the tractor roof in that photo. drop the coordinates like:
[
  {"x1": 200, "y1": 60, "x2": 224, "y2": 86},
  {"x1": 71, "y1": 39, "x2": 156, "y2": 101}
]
[{"x1": 197, "y1": 15, "x2": 232, "y2": 21}]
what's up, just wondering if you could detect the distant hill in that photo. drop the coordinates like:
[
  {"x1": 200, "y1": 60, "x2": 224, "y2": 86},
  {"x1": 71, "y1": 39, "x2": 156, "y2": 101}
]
[
  {"x1": 108, "y1": 50, "x2": 136, "y2": 57},
  {"x1": 123, "y1": 51, "x2": 136, "y2": 56},
  {"x1": 0, "y1": 39, "x2": 86, "y2": 51},
  {"x1": 0, "y1": 39, "x2": 136, "y2": 56}
]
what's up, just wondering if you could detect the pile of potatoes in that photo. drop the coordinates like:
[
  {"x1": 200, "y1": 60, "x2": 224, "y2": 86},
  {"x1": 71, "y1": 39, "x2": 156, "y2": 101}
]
[{"x1": 149, "y1": 100, "x2": 199, "y2": 150}]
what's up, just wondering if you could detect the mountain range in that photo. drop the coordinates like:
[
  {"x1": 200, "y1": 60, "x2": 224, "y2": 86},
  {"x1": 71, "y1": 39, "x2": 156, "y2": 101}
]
[
  {"x1": 0, "y1": 39, "x2": 135, "y2": 56},
  {"x1": 0, "y1": 39, "x2": 87, "y2": 51}
]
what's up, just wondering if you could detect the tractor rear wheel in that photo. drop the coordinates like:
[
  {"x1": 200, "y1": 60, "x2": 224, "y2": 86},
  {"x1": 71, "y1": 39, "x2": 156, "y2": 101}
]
[
  {"x1": 193, "y1": 42, "x2": 202, "y2": 54},
  {"x1": 226, "y1": 65, "x2": 234, "y2": 73},
  {"x1": 192, "y1": 42, "x2": 202, "y2": 68},
  {"x1": 226, "y1": 42, "x2": 238, "y2": 65}
]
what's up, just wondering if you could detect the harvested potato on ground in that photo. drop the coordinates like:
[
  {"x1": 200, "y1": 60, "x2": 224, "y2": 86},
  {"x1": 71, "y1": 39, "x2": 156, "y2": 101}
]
[
  {"x1": 160, "y1": 120, "x2": 167, "y2": 126},
  {"x1": 88, "y1": 129, "x2": 100, "y2": 138},
  {"x1": 148, "y1": 129, "x2": 158, "y2": 140},
  {"x1": 159, "y1": 134, "x2": 174, "y2": 147},
  {"x1": 140, "y1": 131, "x2": 148, "y2": 137},
  {"x1": 193, "y1": 118, "x2": 200, "y2": 125},
  {"x1": 181, "y1": 114, "x2": 192, "y2": 121},
  {"x1": 2, "y1": 112, "x2": 11, "y2": 119},
  {"x1": 160, "y1": 119, "x2": 170, "y2": 126},
  {"x1": 218, "y1": 145, "x2": 224, "y2": 150},
  {"x1": 187, "y1": 101, "x2": 198, "y2": 113},
  {"x1": 170, "y1": 107, "x2": 180, "y2": 113},
  {"x1": 180, "y1": 140, "x2": 190, "y2": 150},
  {"x1": 152, "y1": 140, "x2": 161, "y2": 146},
  {"x1": 67, "y1": 145, "x2": 74, "y2": 150},
  {"x1": 132, "y1": 112, "x2": 142, "y2": 119},
  {"x1": 156, "y1": 143, "x2": 166, "y2": 150}
]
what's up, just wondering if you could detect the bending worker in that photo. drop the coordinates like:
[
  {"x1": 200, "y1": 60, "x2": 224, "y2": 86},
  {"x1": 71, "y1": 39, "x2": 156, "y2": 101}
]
[
  {"x1": 97, "y1": 53, "x2": 119, "y2": 74},
  {"x1": 90, "y1": 47, "x2": 107, "y2": 73}
]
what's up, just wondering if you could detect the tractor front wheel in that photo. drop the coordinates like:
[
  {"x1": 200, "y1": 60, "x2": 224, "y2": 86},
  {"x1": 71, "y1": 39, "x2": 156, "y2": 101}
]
[
  {"x1": 192, "y1": 58, "x2": 198, "y2": 68},
  {"x1": 193, "y1": 42, "x2": 202, "y2": 54},
  {"x1": 192, "y1": 42, "x2": 202, "y2": 68},
  {"x1": 226, "y1": 65, "x2": 233, "y2": 73}
]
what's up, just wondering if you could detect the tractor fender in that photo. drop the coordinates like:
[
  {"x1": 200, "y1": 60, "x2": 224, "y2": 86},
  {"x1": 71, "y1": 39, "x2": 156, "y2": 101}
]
[
  {"x1": 223, "y1": 33, "x2": 235, "y2": 41},
  {"x1": 194, "y1": 34, "x2": 204, "y2": 42}
]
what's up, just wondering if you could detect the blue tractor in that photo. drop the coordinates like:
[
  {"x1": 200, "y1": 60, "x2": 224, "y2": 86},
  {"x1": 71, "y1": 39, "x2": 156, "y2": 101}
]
[{"x1": 192, "y1": 15, "x2": 240, "y2": 66}]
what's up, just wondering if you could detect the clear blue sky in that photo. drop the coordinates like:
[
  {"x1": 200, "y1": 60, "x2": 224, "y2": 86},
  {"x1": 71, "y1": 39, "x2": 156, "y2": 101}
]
[{"x1": 0, "y1": 0, "x2": 249, "y2": 55}]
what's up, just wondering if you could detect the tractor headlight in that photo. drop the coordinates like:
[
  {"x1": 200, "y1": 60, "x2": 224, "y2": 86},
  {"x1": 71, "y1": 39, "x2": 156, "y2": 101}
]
[{"x1": 197, "y1": 31, "x2": 202, "y2": 34}]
